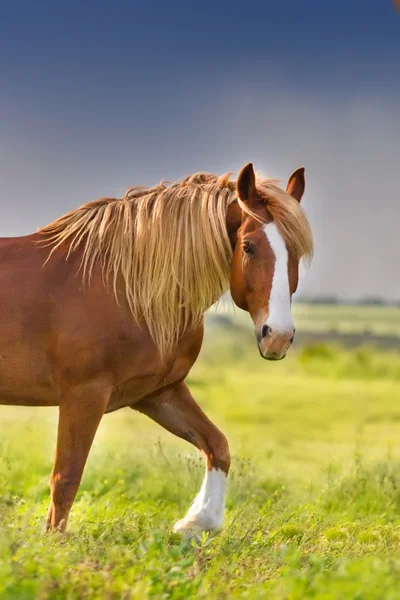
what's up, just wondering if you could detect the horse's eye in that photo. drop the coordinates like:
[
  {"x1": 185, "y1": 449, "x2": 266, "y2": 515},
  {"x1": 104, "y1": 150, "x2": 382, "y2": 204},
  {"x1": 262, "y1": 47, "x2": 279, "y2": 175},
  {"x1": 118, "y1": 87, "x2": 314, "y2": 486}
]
[{"x1": 242, "y1": 240, "x2": 254, "y2": 256}]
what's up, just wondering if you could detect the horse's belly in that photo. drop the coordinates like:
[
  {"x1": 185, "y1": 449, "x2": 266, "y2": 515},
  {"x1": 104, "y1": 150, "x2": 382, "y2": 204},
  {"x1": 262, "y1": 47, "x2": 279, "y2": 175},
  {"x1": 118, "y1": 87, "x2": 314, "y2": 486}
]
[
  {"x1": 0, "y1": 363, "x2": 58, "y2": 407},
  {"x1": 0, "y1": 341, "x2": 57, "y2": 407},
  {"x1": 0, "y1": 395, "x2": 58, "y2": 407},
  {"x1": 0, "y1": 363, "x2": 58, "y2": 406}
]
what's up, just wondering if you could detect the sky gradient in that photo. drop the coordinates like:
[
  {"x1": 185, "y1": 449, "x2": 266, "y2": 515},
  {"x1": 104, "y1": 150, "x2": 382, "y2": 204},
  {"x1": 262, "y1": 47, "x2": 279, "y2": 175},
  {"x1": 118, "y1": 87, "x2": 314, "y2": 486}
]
[{"x1": 1, "y1": 0, "x2": 399, "y2": 300}]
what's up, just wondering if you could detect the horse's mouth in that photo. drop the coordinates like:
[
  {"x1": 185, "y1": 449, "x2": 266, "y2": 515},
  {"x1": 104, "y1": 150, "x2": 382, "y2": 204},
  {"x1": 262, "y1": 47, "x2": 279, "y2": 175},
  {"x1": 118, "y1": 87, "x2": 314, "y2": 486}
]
[{"x1": 257, "y1": 346, "x2": 286, "y2": 361}]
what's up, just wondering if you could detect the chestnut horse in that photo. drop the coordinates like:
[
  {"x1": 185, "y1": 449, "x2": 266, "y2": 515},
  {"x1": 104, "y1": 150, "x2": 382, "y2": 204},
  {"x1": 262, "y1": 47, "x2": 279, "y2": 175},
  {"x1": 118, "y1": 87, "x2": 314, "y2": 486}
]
[{"x1": 0, "y1": 163, "x2": 313, "y2": 535}]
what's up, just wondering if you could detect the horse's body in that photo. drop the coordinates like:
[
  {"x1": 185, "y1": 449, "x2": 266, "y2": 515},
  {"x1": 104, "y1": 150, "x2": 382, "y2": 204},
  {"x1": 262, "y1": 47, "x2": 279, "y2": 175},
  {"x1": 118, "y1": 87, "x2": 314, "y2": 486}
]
[
  {"x1": 0, "y1": 233, "x2": 201, "y2": 411},
  {"x1": 0, "y1": 164, "x2": 313, "y2": 535}
]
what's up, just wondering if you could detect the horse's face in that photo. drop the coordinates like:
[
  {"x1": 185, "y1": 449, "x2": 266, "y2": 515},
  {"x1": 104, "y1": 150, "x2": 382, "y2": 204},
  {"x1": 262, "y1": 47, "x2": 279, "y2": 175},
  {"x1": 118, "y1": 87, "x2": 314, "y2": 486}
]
[{"x1": 230, "y1": 163, "x2": 305, "y2": 360}]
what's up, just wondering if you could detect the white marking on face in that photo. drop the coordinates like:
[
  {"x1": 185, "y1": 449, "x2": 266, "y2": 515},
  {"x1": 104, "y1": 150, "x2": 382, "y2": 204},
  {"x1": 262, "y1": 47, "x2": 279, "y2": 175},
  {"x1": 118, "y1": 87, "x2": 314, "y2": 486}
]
[
  {"x1": 173, "y1": 468, "x2": 227, "y2": 534},
  {"x1": 263, "y1": 222, "x2": 294, "y2": 334}
]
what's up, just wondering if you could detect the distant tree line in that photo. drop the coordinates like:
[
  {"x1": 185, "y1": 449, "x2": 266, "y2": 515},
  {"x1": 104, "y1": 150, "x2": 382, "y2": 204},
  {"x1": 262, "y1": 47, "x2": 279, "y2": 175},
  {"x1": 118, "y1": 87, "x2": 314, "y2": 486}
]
[
  {"x1": 217, "y1": 292, "x2": 400, "y2": 308},
  {"x1": 296, "y1": 296, "x2": 400, "y2": 307}
]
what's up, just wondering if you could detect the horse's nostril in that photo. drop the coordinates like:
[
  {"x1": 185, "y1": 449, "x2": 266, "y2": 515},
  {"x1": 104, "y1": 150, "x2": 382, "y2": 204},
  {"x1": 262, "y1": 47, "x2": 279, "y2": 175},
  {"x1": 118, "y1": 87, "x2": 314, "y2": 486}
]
[
  {"x1": 290, "y1": 328, "x2": 296, "y2": 344},
  {"x1": 262, "y1": 325, "x2": 272, "y2": 338}
]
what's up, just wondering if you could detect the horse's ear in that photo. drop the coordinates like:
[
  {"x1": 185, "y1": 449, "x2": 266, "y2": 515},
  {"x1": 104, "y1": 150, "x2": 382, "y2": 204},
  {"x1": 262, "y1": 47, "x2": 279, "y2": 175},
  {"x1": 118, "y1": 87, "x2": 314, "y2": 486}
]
[
  {"x1": 237, "y1": 162, "x2": 257, "y2": 207},
  {"x1": 286, "y1": 167, "x2": 305, "y2": 203}
]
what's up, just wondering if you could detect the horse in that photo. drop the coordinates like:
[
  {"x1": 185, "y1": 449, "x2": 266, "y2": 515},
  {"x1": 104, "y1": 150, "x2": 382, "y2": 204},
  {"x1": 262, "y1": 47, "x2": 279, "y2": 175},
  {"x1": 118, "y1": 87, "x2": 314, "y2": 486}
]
[{"x1": 0, "y1": 162, "x2": 313, "y2": 535}]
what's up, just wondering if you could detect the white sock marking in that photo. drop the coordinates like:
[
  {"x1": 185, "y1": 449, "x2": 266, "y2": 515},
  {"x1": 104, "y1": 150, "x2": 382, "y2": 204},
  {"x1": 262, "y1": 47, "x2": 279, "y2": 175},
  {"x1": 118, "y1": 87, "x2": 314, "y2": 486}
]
[
  {"x1": 174, "y1": 468, "x2": 227, "y2": 533},
  {"x1": 263, "y1": 222, "x2": 294, "y2": 334}
]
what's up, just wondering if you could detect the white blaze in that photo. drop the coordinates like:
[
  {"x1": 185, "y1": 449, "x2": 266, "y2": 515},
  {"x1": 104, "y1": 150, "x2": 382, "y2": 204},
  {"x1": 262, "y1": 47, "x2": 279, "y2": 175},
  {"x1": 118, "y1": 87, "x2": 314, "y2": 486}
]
[{"x1": 263, "y1": 222, "x2": 294, "y2": 334}]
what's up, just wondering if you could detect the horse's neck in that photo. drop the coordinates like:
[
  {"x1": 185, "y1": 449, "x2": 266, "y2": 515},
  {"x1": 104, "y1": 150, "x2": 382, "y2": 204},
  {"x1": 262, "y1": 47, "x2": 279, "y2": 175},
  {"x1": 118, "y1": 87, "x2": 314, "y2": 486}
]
[{"x1": 226, "y1": 200, "x2": 242, "y2": 250}]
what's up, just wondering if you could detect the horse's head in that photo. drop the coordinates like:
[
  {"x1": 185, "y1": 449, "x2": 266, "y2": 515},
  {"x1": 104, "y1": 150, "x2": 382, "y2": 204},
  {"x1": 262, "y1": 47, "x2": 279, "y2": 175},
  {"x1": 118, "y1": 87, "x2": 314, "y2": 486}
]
[{"x1": 229, "y1": 163, "x2": 311, "y2": 360}]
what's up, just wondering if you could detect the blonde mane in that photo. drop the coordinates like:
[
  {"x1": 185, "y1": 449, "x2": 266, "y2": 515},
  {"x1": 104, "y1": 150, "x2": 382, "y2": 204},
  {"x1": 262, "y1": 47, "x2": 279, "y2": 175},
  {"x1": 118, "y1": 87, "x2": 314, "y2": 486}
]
[{"x1": 40, "y1": 172, "x2": 313, "y2": 356}]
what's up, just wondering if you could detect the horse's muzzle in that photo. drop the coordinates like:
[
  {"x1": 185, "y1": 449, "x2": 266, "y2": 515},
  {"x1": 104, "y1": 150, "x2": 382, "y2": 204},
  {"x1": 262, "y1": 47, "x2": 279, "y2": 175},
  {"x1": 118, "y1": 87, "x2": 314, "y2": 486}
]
[{"x1": 256, "y1": 326, "x2": 295, "y2": 360}]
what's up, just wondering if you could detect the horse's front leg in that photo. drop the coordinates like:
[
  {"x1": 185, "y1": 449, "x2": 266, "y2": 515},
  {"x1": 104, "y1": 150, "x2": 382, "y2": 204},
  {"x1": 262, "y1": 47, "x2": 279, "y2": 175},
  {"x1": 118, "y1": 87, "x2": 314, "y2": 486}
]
[
  {"x1": 46, "y1": 378, "x2": 112, "y2": 533},
  {"x1": 134, "y1": 381, "x2": 230, "y2": 537}
]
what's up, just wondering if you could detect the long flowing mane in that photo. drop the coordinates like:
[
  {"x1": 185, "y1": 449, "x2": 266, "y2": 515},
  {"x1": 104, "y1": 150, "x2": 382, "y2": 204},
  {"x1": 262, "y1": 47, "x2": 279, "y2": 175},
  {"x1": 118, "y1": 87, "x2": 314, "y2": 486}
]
[{"x1": 39, "y1": 172, "x2": 313, "y2": 356}]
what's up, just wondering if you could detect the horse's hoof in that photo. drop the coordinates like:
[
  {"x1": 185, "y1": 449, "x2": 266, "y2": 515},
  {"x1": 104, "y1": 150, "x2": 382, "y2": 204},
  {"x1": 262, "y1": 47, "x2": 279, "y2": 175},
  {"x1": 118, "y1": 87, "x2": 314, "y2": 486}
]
[
  {"x1": 173, "y1": 518, "x2": 202, "y2": 540},
  {"x1": 43, "y1": 518, "x2": 67, "y2": 535},
  {"x1": 173, "y1": 514, "x2": 222, "y2": 540}
]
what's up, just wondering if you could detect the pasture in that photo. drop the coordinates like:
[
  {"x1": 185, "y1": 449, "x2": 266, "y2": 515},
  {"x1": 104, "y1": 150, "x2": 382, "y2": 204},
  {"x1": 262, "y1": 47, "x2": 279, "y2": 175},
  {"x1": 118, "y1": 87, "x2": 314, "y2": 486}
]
[{"x1": 1, "y1": 304, "x2": 400, "y2": 599}]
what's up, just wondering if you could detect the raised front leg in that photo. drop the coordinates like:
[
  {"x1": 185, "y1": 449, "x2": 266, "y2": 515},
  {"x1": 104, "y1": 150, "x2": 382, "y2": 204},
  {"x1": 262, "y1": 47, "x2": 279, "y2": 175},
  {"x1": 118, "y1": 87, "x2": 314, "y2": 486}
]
[
  {"x1": 46, "y1": 379, "x2": 112, "y2": 532},
  {"x1": 134, "y1": 382, "x2": 230, "y2": 536}
]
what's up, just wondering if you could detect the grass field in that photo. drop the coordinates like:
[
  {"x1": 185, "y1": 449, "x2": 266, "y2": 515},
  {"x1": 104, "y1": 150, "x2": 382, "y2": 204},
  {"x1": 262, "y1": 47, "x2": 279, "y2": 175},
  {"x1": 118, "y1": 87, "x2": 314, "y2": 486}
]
[{"x1": 1, "y1": 305, "x2": 400, "y2": 599}]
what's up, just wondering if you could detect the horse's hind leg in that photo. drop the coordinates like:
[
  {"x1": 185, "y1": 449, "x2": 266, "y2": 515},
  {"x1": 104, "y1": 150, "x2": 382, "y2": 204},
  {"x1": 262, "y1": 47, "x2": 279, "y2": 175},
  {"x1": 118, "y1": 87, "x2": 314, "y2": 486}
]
[
  {"x1": 46, "y1": 379, "x2": 112, "y2": 532},
  {"x1": 134, "y1": 381, "x2": 230, "y2": 537}
]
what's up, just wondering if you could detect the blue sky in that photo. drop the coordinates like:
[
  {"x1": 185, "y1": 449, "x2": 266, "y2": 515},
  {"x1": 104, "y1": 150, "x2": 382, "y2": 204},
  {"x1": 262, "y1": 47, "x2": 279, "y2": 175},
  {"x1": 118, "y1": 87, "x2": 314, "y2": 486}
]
[{"x1": 1, "y1": 0, "x2": 399, "y2": 299}]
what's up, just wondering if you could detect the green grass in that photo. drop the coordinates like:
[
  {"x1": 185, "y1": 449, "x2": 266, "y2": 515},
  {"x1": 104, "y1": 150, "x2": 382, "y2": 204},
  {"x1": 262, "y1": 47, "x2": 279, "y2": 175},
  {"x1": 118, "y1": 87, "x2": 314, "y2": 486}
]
[{"x1": 1, "y1": 309, "x2": 400, "y2": 598}]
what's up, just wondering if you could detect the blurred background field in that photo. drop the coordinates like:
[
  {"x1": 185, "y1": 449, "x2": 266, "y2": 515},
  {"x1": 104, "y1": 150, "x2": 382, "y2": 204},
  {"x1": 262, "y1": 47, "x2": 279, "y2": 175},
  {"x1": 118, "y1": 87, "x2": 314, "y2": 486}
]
[
  {"x1": 1, "y1": 303, "x2": 400, "y2": 598},
  {"x1": 212, "y1": 301, "x2": 400, "y2": 348}
]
